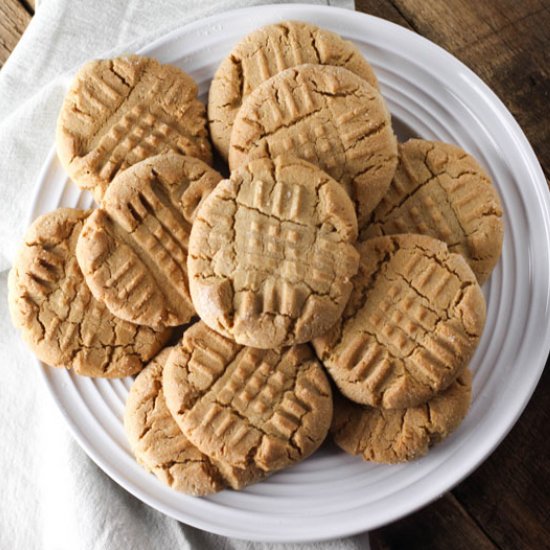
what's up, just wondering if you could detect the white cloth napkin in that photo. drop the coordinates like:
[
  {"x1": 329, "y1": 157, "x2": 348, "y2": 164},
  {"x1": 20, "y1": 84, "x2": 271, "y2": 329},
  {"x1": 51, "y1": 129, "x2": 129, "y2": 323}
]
[{"x1": 0, "y1": 0, "x2": 373, "y2": 548}]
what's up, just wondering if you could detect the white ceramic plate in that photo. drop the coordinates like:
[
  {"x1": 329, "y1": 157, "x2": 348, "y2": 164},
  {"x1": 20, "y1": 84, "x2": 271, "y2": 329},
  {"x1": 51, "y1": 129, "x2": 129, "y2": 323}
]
[{"x1": 30, "y1": 4, "x2": 550, "y2": 542}]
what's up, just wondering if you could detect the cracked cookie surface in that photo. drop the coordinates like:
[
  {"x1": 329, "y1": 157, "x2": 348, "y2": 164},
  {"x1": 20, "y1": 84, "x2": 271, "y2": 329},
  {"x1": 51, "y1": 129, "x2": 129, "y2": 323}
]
[
  {"x1": 331, "y1": 369, "x2": 472, "y2": 463},
  {"x1": 313, "y1": 234, "x2": 485, "y2": 409},
  {"x1": 162, "y1": 322, "x2": 333, "y2": 474},
  {"x1": 362, "y1": 139, "x2": 504, "y2": 283},
  {"x1": 188, "y1": 155, "x2": 360, "y2": 348},
  {"x1": 56, "y1": 55, "x2": 212, "y2": 202},
  {"x1": 8, "y1": 208, "x2": 171, "y2": 377},
  {"x1": 76, "y1": 153, "x2": 222, "y2": 328},
  {"x1": 208, "y1": 20, "x2": 378, "y2": 160},
  {"x1": 124, "y1": 347, "x2": 263, "y2": 495},
  {"x1": 228, "y1": 64, "x2": 397, "y2": 224}
]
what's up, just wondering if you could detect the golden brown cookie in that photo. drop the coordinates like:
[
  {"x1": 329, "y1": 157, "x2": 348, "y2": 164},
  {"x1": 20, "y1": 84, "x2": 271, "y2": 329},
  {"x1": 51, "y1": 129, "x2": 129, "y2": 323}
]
[
  {"x1": 56, "y1": 55, "x2": 212, "y2": 202},
  {"x1": 362, "y1": 139, "x2": 504, "y2": 284},
  {"x1": 162, "y1": 322, "x2": 333, "y2": 474},
  {"x1": 208, "y1": 20, "x2": 379, "y2": 159},
  {"x1": 124, "y1": 348, "x2": 223, "y2": 495},
  {"x1": 8, "y1": 208, "x2": 171, "y2": 377},
  {"x1": 188, "y1": 155, "x2": 360, "y2": 348},
  {"x1": 124, "y1": 347, "x2": 264, "y2": 494},
  {"x1": 228, "y1": 64, "x2": 397, "y2": 224},
  {"x1": 313, "y1": 234, "x2": 485, "y2": 409},
  {"x1": 76, "y1": 153, "x2": 222, "y2": 328},
  {"x1": 331, "y1": 370, "x2": 472, "y2": 463}
]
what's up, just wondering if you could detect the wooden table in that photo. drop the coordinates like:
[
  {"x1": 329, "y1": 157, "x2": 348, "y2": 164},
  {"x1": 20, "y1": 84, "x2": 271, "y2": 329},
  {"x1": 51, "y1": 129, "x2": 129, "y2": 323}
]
[{"x1": 1, "y1": 1, "x2": 548, "y2": 548}]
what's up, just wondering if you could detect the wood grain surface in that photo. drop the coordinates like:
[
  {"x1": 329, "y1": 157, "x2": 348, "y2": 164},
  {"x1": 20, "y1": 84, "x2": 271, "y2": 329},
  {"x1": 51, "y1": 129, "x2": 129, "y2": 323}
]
[
  {"x1": 1, "y1": 1, "x2": 548, "y2": 549},
  {"x1": 0, "y1": 0, "x2": 32, "y2": 66}
]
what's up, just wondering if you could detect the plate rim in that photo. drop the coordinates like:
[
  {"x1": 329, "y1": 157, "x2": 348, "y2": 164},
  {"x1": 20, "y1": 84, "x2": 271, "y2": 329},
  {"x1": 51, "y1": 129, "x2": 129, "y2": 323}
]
[{"x1": 28, "y1": 3, "x2": 550, "y2": 542}]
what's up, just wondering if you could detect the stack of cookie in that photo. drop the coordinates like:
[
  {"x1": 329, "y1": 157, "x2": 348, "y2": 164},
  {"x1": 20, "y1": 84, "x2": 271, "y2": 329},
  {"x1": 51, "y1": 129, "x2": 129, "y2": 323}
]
[{"x1": 8, "y1": 21, "x2": 504, "y2": 496}]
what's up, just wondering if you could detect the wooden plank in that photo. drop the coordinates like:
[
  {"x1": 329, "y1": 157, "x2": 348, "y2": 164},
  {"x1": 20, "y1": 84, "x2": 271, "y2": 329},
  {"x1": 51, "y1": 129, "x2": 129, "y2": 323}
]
[
  {"x1": 0, "y1": 0, "x2": 31, "y2": 67},
  {"x1": 370, "y1": 492, "x2": 498, "y2": 550},
  {"x1": 452, "y1": 365, "x2": 550, "y2": 550},
  {"x1": 355, "y1": 0, "x2": 414, "y2": 28},
  {"x1": 389, "y1": 0, "x2": 550, "y2": 176}
]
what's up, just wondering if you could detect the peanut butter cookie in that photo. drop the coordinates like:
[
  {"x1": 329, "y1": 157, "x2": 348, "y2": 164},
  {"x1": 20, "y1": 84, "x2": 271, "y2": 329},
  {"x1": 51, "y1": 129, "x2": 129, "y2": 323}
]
[
  {"x1": 76, "y1": 153, "x2": 222, "y2": 328},
  {"x1": 209, "y1": 21, "x2": 378, "y2": 159},
  {"x1": 229, "y1": 64, "x2": 397, "y2": 224},
  {"x1": 124, "y1": 347, "x2": 263, "y2": 494},
  {"x1": 362, "y1": 139, "x2": 504, "y2": 283},
  {"x1": 8, "y1": 208, "x2": 171, "y2": 377},
  {"x1": 331, "y1": 370, "x2": 472, "y2": 463},
  {"x1": 57, "y1": 55, "x2": 212, "y2": 202},
  {"x1": 162, "y1": 322, "x2": 332, "y2": 474},
  {"x1": 313, "y1": 234, "x2": 485, "y2": 409},
  {"x1": 188, "y1": 155, "x2": 360, "y2": 348}
]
